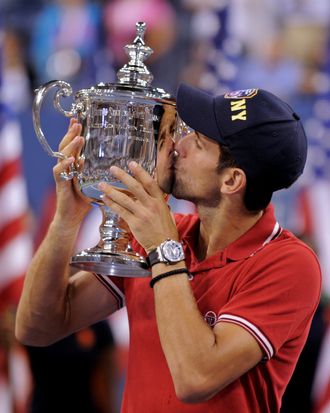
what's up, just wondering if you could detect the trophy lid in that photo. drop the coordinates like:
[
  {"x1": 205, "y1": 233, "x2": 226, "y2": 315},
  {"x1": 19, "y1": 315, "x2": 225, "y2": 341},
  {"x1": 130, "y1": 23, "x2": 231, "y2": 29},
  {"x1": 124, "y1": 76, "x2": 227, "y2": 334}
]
[
  {"x1": 75, "y1": 21, "x2": 175, "y2": 105},
  {"x1": 117, "y1": 21, "x2": 154, "y2": 88}
]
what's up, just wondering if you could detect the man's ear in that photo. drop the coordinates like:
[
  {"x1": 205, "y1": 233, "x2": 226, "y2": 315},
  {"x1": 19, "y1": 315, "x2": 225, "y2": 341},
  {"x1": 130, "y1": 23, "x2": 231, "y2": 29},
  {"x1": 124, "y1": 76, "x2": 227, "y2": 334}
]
[{"x1": 220, "y1": 168, "x2": 246, "y2": 195}]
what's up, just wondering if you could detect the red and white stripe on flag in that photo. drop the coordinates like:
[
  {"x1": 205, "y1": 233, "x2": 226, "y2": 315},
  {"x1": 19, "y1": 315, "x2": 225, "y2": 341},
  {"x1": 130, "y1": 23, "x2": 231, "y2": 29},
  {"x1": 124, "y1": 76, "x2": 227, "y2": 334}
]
[{"x1": 0, "y1": 116, "x2": 33, "y2": 310}]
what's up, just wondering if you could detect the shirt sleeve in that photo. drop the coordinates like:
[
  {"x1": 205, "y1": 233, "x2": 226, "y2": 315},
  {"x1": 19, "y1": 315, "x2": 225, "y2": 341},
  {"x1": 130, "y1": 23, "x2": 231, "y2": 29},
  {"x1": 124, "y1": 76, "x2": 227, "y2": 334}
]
[
  {"x1": 93, "y1": 273, "x2": 126, "y2": 310},
  {"x1": 217, "y1": 239, "x2": 321, "y2": 359},
  {"x1": 91, "y1": 237, "x2": 147, "y2": 309}
]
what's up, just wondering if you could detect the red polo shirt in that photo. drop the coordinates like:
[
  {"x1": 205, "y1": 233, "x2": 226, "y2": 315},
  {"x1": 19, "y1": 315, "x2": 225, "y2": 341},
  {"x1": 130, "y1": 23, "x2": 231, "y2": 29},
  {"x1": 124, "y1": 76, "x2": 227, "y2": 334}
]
[{"x1": 95, "y1": 204, "x2": 321, "y2": 413}]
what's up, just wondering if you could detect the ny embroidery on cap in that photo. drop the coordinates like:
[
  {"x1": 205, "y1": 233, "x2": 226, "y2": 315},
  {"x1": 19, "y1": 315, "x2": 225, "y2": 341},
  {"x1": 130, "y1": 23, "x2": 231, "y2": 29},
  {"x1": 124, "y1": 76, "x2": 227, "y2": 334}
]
[{"x1": 230, "y1": 99, "x2": 247, "y2": 121}]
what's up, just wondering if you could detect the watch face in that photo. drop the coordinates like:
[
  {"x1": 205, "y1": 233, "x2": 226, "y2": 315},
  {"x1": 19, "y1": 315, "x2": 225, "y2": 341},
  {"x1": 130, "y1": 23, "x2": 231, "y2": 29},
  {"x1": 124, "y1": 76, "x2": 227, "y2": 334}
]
[{"x1": 161, "y1": 240, "x2": 184, "y2": 262}]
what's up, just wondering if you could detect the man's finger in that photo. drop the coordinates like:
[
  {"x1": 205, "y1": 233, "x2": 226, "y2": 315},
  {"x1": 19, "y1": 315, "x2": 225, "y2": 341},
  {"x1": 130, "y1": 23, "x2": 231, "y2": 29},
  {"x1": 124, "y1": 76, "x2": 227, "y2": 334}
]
[
  {"x1": 53, "y1": 156, "x2": 75, "y2": 183},
  {"x1": 108, "y1": 166, "x2": 148, "y2": 203},
  {"x1": 58, "y1": 135, "x2": 84, "y2": 160},
  {"x1": 109, "y1": 163, "x2": 162, "y2": 201},
  {"x1": 99, "y1": 183, "x2": 137, "y2": 214},
  {"x1": 59, "y1": 120, "x2": 82, "y2": 152},
  {"x1": 128, "y1": 162, "x2": 163, "y2": 198},
  {"x1": 100, "y1": 191, "x2": 134, "y2": 223}
]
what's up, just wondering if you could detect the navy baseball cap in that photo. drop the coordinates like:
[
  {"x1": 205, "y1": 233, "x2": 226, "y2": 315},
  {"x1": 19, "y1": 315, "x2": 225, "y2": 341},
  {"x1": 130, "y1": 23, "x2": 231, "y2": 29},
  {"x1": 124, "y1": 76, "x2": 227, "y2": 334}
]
[{"x1": 176, "y1": 83, "x2": 307, "y2": 193}]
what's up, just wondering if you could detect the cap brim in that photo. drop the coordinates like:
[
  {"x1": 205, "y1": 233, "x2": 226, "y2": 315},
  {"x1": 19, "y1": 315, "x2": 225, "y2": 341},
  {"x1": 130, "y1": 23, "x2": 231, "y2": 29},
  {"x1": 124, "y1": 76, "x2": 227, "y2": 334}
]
[{"x1": 176, "y1": 83, "x2": 223, "y2": 143}]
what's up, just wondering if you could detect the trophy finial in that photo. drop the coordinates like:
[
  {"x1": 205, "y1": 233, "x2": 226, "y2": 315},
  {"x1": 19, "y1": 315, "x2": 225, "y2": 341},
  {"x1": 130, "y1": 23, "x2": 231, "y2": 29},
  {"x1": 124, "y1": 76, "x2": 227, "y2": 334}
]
[
  {"x1": 117, "y1": 21, "x2": 154, "y2": 87},
  {"x1": 134, "y1": 22, "x2": 146, "y2": 45}
]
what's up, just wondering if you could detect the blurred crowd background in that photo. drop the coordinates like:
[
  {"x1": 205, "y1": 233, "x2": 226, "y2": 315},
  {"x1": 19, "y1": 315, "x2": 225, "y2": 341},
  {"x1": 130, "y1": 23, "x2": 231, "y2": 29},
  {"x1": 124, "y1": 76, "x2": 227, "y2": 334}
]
[{"x1": 1, "y1": 0, "x2": 330, "y2": 412}]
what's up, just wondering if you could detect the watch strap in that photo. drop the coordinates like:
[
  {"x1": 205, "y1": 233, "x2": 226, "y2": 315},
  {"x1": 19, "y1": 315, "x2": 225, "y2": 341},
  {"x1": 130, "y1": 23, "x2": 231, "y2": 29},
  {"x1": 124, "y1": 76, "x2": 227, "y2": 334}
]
[{"x1": 147, "y1": 247, "x2": 163, "y2": 267}]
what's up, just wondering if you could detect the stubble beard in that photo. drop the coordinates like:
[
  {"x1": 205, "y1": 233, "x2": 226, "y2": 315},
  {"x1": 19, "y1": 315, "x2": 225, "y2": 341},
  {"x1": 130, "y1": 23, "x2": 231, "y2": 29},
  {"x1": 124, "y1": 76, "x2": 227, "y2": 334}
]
[
  {"x1": 171, "y1": 161, "x2": 193, "y2": 201},
  {"x1": 172, "y1": 175, "x2": 191, "y2": 201},
  {"x1": 172, "y1": 173, "x2": 222, "y2": 208}
]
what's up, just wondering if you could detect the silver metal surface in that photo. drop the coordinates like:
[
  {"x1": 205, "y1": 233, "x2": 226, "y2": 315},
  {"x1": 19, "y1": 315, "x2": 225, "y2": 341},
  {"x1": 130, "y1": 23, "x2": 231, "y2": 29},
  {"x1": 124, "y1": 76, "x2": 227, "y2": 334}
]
[{"x1": 70, "y1": 250, "x2": 150, "y2": 277}]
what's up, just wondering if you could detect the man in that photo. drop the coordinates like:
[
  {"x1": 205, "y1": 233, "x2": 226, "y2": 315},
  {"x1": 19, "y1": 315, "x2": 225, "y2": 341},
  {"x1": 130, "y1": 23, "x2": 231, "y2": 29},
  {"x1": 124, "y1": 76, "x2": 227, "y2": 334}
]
[{"x1": 16, "y1": 84, "x2": 321, "y2": 412}]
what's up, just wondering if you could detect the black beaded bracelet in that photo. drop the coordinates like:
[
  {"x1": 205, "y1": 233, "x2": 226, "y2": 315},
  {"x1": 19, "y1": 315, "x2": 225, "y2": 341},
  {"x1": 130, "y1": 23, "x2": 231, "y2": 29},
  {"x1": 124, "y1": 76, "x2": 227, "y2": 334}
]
[{"x1": 150, "y1": 268, "x2": 190, "y2": 288}]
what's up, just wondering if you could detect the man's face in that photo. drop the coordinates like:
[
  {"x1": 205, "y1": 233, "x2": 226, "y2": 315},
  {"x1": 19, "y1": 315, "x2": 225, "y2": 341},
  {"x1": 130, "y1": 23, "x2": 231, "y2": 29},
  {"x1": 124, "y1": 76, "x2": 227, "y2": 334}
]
[
  {"x1": 155, "y1": 105, "x2": 177, "y2": 194},
  {"x1": 172, "y1": 130, "x2": 222, "y2": 207}
]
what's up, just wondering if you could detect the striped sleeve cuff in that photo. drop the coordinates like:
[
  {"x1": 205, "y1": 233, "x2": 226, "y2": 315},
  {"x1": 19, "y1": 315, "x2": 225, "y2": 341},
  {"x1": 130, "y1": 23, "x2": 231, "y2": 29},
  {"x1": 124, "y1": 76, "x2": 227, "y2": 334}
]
[
  {"x1": 217, "y1": 314, "x2": 274, "y2": 360},
  {"x1": 93, "y1": 273, "x2": 125, "y2": 310}
]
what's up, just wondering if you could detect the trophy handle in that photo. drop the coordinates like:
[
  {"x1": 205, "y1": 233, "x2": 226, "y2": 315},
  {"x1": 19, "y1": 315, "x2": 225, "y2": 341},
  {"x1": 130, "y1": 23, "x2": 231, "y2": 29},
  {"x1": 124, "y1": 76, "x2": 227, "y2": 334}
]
[{"x1": 33, "y1": 80, "x2": 80, "y2": 180}]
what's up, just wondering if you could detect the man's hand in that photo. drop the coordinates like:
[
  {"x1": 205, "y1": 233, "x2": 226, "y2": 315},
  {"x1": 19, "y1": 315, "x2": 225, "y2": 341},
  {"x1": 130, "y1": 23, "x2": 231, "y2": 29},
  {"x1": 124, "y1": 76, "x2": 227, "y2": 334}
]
[
  {"x1": 53, "y1": 119, "x2": 91, "y2": 229},
  {"x1": 99, "y1": 161, "x2": 178, "y2": 253}
]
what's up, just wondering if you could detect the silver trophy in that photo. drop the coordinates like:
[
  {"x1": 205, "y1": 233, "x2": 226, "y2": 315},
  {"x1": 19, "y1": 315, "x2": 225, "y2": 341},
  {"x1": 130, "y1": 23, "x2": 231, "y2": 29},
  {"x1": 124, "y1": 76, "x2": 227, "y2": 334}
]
[{"x1": 33, "y1": 22, "x2": 176, "y2": 277}]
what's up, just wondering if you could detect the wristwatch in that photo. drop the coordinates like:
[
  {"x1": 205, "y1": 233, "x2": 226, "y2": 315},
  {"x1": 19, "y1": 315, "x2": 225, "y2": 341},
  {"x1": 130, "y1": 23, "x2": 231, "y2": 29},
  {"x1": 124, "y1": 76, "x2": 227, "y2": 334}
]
[{"x1": 147, "y1": 239, "x2": 185, "y2": 267}]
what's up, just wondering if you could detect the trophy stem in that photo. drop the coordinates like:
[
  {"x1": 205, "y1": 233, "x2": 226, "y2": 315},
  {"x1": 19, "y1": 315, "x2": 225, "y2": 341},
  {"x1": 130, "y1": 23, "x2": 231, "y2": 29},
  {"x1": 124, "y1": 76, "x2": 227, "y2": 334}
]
[
  {"x1": 70, "y1": 205, "x2": 150, "y2": 277},
  {"x1": 98, "y1": 206, "x2": 130, "y2": 252}
]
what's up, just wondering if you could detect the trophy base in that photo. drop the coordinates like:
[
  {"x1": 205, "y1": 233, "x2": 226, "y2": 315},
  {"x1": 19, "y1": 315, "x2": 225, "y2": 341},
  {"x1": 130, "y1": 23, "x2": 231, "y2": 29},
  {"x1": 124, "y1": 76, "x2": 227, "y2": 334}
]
[{"x1": 70, "y1": 248, "x2": 150, "y2": 277}]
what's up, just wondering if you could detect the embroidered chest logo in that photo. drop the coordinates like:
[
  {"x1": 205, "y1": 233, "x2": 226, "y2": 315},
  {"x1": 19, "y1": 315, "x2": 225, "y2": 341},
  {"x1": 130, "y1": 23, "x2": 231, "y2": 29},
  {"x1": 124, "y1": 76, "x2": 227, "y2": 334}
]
[{"x1": 204, "y1": 311, "x2": 218, "y2": 327}]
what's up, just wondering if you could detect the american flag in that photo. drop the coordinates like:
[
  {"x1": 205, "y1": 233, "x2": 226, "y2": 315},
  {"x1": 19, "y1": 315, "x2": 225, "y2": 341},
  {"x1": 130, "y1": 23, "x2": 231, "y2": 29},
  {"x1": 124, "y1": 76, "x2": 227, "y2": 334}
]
[
  {"x1": 0, "y1": 103, "x2": 33, "y2": 314},
  {"x1": 0, "y1": 97, "x2": 33, "y2": 411}
]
